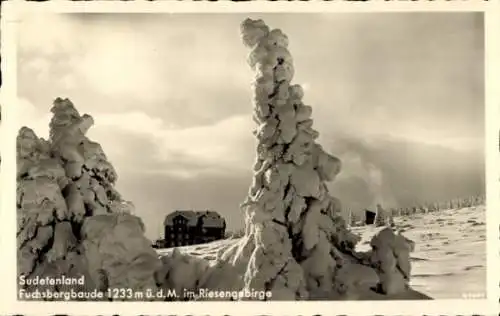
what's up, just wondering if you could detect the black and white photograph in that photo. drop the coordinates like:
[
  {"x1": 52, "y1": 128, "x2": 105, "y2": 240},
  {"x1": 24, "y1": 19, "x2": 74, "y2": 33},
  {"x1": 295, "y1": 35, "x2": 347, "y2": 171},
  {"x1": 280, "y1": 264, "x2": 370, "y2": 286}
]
[{"x1": 7, "y1": 5, "x2": 496, "y2": 312}]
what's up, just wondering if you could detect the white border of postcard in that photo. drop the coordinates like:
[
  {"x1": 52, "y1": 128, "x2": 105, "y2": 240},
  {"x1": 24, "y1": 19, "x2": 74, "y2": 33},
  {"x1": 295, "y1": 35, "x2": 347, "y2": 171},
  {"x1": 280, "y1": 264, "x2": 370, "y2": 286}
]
[{"x1": 1, "y1": 1, "x2": 499, "y2": 315}]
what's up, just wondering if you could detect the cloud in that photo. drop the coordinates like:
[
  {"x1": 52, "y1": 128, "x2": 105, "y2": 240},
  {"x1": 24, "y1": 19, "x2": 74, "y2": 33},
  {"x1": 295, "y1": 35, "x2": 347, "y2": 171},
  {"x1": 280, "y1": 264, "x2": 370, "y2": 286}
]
[
  {"x1": 154, "y1": 115, "x2": 255, "y2": 170},
  {"x1": 18, "y1": 12, "x2": 484, "y2": 136},
  {"x1": 17, "y1": 12, "x2": 485, "y2": 239},
  {"x1": 18, "y1": 13, "x2": 254, "y2": 130},
  {"x1": 328, "y1": 133, "x2": 485, "y2": 214},
  {"x1": 19, "y1": 13, "x2": 170, "y2": 104},
  {"x1": 18, "y1": 13, "x2": 81, "y2": 57},
  {"x1": 86, "y1": 110, "x2": 255, "y2": 177},
  {"x1": 119, "y1": 129, "x2": 486, "y2": 240},
  {"x1": 16, "y1": 98, "x2": 51, "y2": 139},
  {"x1": 74, "y1": 34, "x2": 168, "y2": 103}
]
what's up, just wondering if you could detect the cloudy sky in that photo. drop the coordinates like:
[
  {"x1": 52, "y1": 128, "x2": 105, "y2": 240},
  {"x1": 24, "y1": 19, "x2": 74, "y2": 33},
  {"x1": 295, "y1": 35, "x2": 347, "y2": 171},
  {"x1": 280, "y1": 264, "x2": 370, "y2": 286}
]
[{"x1": 17, "y1": 12, "x2": 485, "y2": 240}]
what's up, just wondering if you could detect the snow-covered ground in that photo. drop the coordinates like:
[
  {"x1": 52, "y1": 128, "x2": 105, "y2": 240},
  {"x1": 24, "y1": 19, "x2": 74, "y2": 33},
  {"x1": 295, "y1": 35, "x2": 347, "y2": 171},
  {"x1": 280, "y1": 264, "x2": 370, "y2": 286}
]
[
  {"x1": 352, "y1": 206, "x2": 486, "y2": 299},
  {"x1": 156, "y1": 206, "x2": 486, "y2": 300},
  {"x1": 156, "y1": 238, "x2": 233, "y2": 263}
]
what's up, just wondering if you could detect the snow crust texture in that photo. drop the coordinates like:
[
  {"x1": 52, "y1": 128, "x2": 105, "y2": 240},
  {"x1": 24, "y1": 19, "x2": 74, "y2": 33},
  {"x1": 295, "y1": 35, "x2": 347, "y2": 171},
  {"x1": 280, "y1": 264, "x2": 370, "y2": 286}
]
[
  {"x1": 17, "y1": 98, "x2": 161, "y2": 299},
  {"x1": 223, "y1": 18, "x2": 427, "y2": 300}
]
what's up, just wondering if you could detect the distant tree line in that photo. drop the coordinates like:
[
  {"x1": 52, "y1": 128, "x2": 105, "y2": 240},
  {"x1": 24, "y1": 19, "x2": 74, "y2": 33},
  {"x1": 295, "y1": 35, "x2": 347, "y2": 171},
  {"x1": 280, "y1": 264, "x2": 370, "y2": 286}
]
[
  {"x1": 346, "y1": 194, "x2": 485, "y2": 227},
  {"x1": 219, "y1": 195, "x2": 486, "y2": 238}
]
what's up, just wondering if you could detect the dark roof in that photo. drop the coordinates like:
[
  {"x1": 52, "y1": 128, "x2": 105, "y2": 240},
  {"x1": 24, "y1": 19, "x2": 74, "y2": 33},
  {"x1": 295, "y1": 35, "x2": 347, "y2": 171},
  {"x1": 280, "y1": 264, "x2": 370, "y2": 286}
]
[{"x1": 163, "y1": 210, "x2": 225, "y2": 227}]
